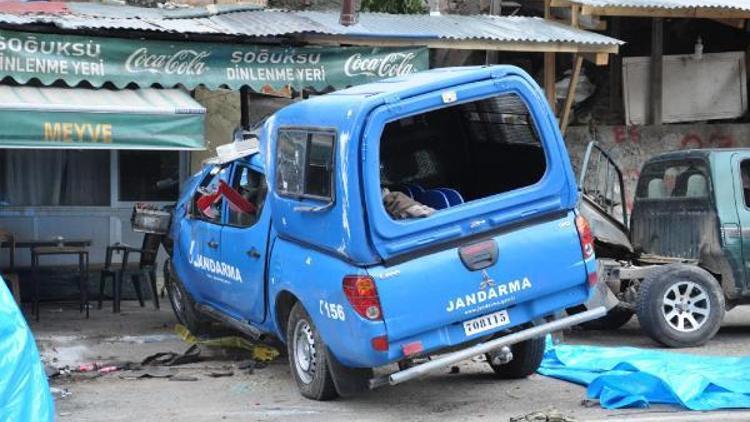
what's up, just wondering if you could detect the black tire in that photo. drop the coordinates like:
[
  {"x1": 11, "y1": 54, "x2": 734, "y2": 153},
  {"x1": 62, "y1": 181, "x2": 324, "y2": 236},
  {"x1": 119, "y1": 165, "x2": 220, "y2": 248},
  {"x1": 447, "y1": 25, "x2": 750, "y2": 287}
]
[
  {"x1": 580, "y1": 305, "x2": 634, "y2": 330},
  {"x1": 486, "y1": 336, "x2": 545, "y2": 379},
  {"x1": 286, "y1": 303, "x2": 338, "y2": 401},
  {"x1": 164, "y1": 260, "x2": 212, "y2": 336},
  {"x1": 636, "y1": 264, "x2": 725, "y2": 348}
]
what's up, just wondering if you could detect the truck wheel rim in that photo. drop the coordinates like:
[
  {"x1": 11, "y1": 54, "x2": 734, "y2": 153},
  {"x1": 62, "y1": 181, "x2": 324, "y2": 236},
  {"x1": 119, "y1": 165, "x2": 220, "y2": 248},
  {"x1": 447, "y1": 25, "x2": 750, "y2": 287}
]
[
  {"x1": 168, "y1": 280, "x2": 185, "y2": 317},
  {"x1": 662, "y1": 281, "x2": 710, "y2": 333},
  {"x1": 293, "y1": 319, "x2": 317, "y2": 384}
]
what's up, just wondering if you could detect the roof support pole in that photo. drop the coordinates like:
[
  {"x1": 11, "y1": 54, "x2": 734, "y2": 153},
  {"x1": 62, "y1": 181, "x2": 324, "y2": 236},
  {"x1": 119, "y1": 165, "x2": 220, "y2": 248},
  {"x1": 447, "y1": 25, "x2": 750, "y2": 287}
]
[
  {"x1": 608, "y1": 16, "x2": 622, "y2": 116},
  {"x1": 650, "y1": 17, "x2": 664, "y2": 126},
  {"x1": 560, "y1": 54, "x2": 583, "y2": 133},
  {"x1": 543, "y1": 0, "x2": 557, "y2": 113},
  {"x1": 544, "y1": 53, "x2": 557, "y2": 113},
  {"x1": 485, "y1": 0, "x2": 502, "y2": 65},
  {"x1": 240, "y1": 86, "x2": 250, "y2": 131}
]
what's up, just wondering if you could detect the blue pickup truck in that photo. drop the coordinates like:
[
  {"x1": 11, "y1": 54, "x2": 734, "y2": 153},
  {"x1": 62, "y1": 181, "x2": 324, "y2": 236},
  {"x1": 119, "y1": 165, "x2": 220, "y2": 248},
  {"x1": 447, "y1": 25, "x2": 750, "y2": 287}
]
[{"x1": 165, "y1": 66, "x2": 613, "y2": 400}]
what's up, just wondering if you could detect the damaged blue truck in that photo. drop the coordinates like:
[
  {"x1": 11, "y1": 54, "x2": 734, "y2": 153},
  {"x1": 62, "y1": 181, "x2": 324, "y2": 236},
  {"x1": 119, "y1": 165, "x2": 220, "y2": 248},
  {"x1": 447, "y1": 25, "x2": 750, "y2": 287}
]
[{"x1": 164, "y1": 66, "x2": 613, "y2": 400}]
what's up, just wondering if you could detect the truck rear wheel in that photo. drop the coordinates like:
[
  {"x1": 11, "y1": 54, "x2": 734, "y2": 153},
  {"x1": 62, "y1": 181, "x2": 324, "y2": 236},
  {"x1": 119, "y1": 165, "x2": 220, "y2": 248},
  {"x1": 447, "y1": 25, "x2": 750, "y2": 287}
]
[
  {"x1": 286, "y1": 303, "x2": 338, "y2": 401},
  {"x1": 486, "y1": 336, "x2": 545, "y2": 379},
  {"x1": 164, "y1": 259, "x2": 212, "y2": 336},
  {"x1": 636, "y1": 264, "x2": 724, "y2": 348}
]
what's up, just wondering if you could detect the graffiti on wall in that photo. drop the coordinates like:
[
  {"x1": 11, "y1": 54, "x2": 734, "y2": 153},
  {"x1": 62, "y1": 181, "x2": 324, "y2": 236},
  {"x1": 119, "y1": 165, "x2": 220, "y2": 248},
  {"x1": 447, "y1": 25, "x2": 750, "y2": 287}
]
[{"x1": 566, "y1": 124, "x2": 746, "y2": 211}]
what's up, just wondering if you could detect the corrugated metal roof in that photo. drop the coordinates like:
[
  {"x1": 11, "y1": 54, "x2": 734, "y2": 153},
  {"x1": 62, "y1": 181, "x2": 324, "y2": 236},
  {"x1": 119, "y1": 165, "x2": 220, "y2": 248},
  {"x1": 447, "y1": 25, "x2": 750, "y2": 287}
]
[
  {"x1": 0, "y1": 2, "x2": 623, "y2": 49},
  {"x1": 568, "y1": 0, "x2": 750, "y2": 12},
  {"x1": 297, "y1": 12, "x2": 618, "y2": 44}
]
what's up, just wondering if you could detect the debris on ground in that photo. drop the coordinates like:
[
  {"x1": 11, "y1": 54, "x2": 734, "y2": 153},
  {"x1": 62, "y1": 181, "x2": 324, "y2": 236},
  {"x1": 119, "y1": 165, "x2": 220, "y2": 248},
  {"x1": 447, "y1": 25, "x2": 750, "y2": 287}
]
[
  {"x1": 175, "y1": 324, "x2": 279, "y2": 362},
  {"x1": 118, "y1": 368, "x2": 178, "y2": 380},
  {"x1": 169, "y1": 375, "x2": 199, "y2": 382},
  {"x1": 509, "y1": 409, "x2": 577, "y2": 422},
  {"x1": 44, "y1": 360, "x2": 138, "y2": 383},
  {"x1": 449, "y1": 366, "x2": 460, "y2": 374},
  {"x1": 208, "y1": 370, "x2": 235, "y2": 378},
  {"x1": 141, "y1": 344, "x2": 201, "y2": 367},
  {"x1": 50, "y1": 387, "x2": 72, "y2": 400},
  {"x1": 237, "y1": 359, "x2": 256, "y2": 375},
  {"x1": 580, "y1": 399, "x2": 599, "y2": 408}
]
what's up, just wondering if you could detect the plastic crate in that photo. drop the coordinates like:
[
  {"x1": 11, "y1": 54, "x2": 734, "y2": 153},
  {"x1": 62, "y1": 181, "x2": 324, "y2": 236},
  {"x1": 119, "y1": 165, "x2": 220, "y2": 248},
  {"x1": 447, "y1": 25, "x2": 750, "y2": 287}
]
[{"x1": 131, "y1": 205, "x2": 172, "y2": 235}]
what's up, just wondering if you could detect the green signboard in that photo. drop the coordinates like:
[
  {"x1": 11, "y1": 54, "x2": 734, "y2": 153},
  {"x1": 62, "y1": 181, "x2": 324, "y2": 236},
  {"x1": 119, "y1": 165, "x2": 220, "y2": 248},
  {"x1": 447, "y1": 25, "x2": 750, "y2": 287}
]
[
  {"x1": 0, "y1": 86, "x2": 206, "y2": 150},
  {"x1": 0, "y1": 110, "x2": 204, "y2": 150},
  {"x1": 0, "y1": 29, "x2": 429, "y2": 92}
]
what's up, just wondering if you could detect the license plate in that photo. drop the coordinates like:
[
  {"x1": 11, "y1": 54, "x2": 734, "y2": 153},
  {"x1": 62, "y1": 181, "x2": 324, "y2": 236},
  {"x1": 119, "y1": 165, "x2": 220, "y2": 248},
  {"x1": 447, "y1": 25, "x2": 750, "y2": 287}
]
[{"x1": 463, "y1": 310, "x2": 510, "y2": 336}]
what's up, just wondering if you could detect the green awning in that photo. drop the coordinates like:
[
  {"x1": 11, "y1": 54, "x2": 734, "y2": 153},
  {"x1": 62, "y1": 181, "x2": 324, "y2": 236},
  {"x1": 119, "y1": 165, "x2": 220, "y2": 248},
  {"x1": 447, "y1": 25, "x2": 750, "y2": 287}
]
[{"x1": 0, "y1": 86, "x2": 205, "y2": 150}]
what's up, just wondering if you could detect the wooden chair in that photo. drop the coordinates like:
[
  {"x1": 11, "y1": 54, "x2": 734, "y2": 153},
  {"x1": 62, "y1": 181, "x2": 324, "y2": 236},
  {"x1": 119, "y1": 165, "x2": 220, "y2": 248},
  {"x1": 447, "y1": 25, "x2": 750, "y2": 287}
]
[
  {"x1": 99, "y1": 234, "x2": 160, "y2": 313},
  {"x1": 0, "y1": 229, "x2": 20, "y2": 306}
]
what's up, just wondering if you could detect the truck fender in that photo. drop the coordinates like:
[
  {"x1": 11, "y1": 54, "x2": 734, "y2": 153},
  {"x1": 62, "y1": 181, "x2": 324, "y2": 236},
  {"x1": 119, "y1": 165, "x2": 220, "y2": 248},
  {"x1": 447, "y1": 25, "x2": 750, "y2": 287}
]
[
  {"x1": 325, "y1": 347, "x2": 373, "y2": 397},
  {"x1": 698, "y1": 250, "x2": 740, "y2": 300},
  {"x1": 272, "y1": 289, "x2": 373, "y2": 397}
]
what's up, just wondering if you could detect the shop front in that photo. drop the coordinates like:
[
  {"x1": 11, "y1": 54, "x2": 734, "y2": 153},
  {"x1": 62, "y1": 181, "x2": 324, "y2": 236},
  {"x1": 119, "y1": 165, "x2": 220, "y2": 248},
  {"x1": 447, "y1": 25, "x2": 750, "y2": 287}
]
[{"x1": 0, "y1": 86, "x2": 205, "y2": 265}]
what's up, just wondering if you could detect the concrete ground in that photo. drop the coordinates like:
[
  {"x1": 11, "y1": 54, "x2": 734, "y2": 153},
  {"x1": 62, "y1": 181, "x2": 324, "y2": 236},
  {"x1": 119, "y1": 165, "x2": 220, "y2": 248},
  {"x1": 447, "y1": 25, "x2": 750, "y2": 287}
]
[{"x1": 28, "y1": 301, "x2": 750, "y2": 422}]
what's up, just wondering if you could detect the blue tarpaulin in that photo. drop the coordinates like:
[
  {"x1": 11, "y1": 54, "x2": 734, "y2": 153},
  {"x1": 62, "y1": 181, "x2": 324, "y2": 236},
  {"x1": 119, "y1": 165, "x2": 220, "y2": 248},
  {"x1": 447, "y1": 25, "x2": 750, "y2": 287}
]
[
  {"x1": 538, "y1": 339, "x2": 750, "y2": 410},
  {"x1": 0, "y1": 276, "x2": 55, "y2": 421}
]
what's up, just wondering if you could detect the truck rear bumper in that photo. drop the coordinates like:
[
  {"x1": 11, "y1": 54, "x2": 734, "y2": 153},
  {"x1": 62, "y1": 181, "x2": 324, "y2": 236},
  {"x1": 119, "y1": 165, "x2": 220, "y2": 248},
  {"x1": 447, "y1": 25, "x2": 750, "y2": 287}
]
[{"x1": 369, "y1": 305, "x2": 606, "y2": 388}]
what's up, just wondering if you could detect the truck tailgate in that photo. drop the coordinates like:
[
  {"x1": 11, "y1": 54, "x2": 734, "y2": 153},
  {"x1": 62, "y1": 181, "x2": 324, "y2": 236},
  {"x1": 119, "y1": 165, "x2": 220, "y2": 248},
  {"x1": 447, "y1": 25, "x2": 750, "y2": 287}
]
[{"x1": 373, "y1": 211, "x2": 587, "y2": 342}]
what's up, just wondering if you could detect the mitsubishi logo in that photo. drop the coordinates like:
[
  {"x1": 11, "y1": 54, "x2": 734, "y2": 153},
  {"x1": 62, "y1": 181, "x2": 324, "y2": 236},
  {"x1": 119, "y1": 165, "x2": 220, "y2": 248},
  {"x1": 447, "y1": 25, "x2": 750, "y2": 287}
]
[{"x1": 479, "y1": 270, "x2": 496, "y2": 290}]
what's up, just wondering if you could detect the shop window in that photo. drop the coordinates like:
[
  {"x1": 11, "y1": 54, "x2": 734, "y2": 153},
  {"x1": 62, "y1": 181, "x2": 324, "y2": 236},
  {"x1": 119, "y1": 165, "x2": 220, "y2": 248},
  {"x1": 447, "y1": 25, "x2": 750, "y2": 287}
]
[
  {"x1": 276, "y1": 129, "x2": 335, "y2": 201},
  {"x1": 0, "y1": 150, "x2": 110, "y2": 206},
  {"x1": 118, "y1": 151, "x2": 179, "y2": 202}
]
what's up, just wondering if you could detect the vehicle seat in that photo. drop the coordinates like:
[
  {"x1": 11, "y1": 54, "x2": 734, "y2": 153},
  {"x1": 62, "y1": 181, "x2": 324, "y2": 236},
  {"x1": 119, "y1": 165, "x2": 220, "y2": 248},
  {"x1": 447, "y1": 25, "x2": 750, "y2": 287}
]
[
  {"x1": 686, "y1": 174, "x2": 708, "y2": 197},
  {"x1": 435, "y1": 188, "x2": 464, "y2": 206},
  {"x1": 647, "y1": 179, "x2": 667, "y2": 198},
  {"x1": 416, "y1": 189, "x2": 450, "y2": 209},
  {"x1": 391, "y1": 185, "x2": 414, "y2": 198}
]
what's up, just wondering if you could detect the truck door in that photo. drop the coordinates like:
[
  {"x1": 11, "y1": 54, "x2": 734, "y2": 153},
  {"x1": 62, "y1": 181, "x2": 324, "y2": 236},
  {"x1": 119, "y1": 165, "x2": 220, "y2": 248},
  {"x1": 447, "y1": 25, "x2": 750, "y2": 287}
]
[
  {"x1": 730, "y1": 153, "x2": 750, "y2": 291},
  {"x1": 217, "y1": 156, "x2": 271, "y2": 323},
  {"x1": 577, "y1": 142, "x2": 634, "y2": 257},
  {"x1": 176, "y1": 164, "x2": 228, "y2": 303}
]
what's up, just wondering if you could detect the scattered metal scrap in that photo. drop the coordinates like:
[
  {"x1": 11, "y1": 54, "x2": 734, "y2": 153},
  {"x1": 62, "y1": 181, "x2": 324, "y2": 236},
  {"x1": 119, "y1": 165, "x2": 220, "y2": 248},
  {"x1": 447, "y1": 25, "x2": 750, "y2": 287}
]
[
  {"x1": 174, "y1": 324, "x2": 279, "y2": 362},
  {"x1": 141, "y1": 344, "x2": 201, "y2": 367},
  {"x1": 509, "y1": 409, "x2": 577, "y2": 422}
]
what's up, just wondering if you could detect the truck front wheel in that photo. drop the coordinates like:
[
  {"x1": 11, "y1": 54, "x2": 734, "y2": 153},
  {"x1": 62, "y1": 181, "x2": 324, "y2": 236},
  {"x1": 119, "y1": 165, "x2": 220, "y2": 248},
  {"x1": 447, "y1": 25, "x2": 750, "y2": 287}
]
[
  {"x1": 164, "y1": 259, "x2": 212, "y2": 336},
  {"x1": 286, "y1": 303, "x2": 338, "y2": 401},
  {"x1": 636, "y1": 264, "x2": 725, "y2": 348},
  {"x1": 486, "y1": 336, "x2": 545, "y2": 379}
]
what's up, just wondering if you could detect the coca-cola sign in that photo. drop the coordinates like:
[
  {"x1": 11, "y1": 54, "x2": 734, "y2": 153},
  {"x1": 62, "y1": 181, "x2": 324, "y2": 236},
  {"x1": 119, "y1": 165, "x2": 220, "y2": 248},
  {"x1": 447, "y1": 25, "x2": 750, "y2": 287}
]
[
  {"x1": 344, "y1": 52, "x2": 419, "y2": 78},
  {"x1": 0, "y1": 28, "x2": 428, "y2": 92},
  {"x1": 125, "y1": 48, "x2": 210, "y2": 75}
]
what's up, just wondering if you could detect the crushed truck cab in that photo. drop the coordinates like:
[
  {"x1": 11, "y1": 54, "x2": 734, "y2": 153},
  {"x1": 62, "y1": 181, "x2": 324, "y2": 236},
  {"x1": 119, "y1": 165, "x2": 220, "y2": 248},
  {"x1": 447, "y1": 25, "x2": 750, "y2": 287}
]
[{"x1": 167, "y1": 66, "x2": 611, "y2": 400}]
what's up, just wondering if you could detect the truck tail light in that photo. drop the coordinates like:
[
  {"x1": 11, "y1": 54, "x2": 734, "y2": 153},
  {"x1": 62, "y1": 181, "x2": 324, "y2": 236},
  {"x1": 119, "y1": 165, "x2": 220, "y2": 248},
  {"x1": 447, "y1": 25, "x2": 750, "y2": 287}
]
[
  {"x1": 343, "y1": 275, "x2": 383, "y2": 321},
  {"x1": 575, "y1": 215, "x2": 595, "y2": 260}
]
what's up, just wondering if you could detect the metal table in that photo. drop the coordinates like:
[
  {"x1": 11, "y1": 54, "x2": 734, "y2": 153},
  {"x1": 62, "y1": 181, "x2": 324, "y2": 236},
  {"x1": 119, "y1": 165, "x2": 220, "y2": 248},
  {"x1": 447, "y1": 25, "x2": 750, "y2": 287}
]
[{"x1": 30, "y1": 243, "x2": 92, "y2": 321}]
